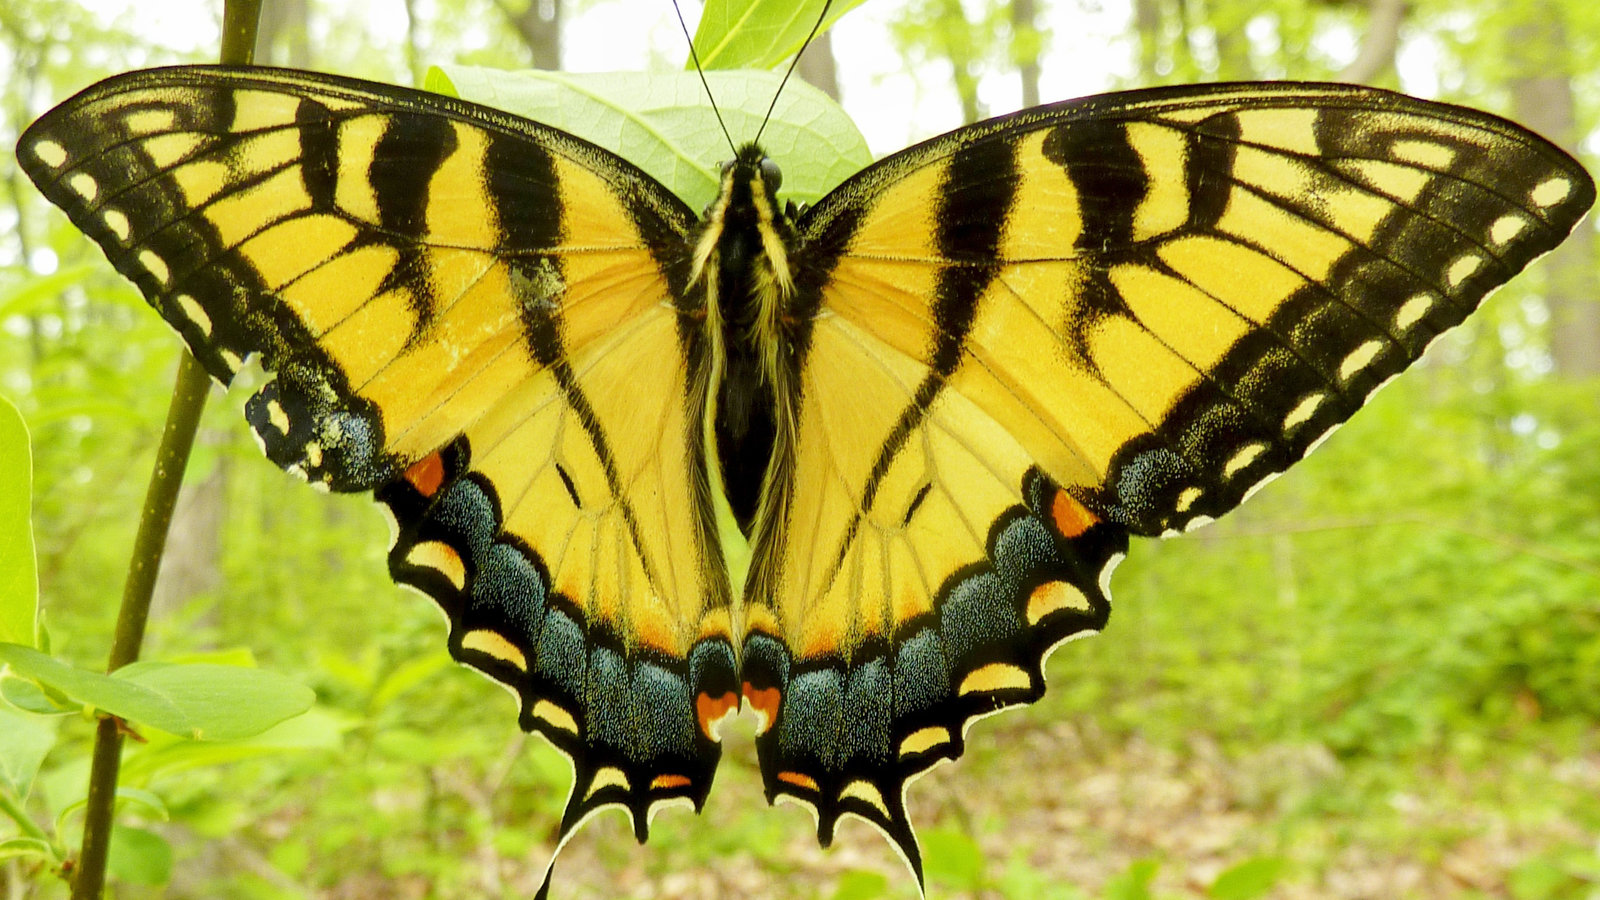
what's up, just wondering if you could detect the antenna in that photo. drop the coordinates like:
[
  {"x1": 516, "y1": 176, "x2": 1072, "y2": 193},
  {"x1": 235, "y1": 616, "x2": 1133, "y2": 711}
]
[
  {"x1": 674, "y1": 0, "x2": 737, "y2": 156},
  {"x1": 754, "y1": 0, "x2": 834, "y2": 146}
]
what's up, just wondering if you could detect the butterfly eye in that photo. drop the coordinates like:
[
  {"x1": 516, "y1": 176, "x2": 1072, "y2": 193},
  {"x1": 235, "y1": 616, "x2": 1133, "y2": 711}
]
[
  {"x1": 719, "y1": 160, "x2": 735, "y2": 176},
  {"x1": 760, "y1": 158, "x2": 782, "y2": 192}
]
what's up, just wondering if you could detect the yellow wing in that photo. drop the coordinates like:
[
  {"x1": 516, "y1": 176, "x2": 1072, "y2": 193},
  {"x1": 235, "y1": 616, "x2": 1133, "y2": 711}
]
[
  {"x1": 18, "y1": 66, "x2": 739, "y2": 843},
  {"x1": 741, "y1": 82, "x2": 1594, "y2": 872}
]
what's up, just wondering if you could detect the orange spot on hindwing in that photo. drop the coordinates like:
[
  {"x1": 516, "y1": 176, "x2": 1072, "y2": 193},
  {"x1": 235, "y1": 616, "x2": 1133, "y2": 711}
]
[
  {"x1": 1051, "y1": 489, "x2": 1097, "y2": 538},
  {"x1": 404, "y1": 452, "x2": 447, "y2": 497},
  {"x1": 742, "y1": 683, "x2": 782, "y2": 735},
  {"x1": 777, "y1": 771, "x2": 819, "y2": 792},
  {"x1": 651, "y1": 773, "x2": 692, "y2": 791},
  {"x1": 695, "y1": 691, "x2": 739, "y2": 742}
]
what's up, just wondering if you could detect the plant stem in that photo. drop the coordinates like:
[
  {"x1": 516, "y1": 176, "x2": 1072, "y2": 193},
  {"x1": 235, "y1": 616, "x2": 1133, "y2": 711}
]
[
  {"x1": 0, "y1": 791, "x2": 51, "y2": 845},
  {"x1": 70, "y1": 3, "x2": 261, "y2": 896}
]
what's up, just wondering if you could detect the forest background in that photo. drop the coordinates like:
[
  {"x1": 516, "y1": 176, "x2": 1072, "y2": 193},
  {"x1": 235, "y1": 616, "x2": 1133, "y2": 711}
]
[{"x1": 0, "y1": 0, "x2": 1597, "y2": 897}]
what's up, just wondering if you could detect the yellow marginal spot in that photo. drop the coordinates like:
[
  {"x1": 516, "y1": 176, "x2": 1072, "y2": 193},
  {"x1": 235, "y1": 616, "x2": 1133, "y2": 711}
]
[
  {"x1": 405, "y1": 539, "x2": 466, "y2": 591},
  {"x1": 304, "y1": 441, "x2": 323, "y2": 468},
  {"x1": 1125, "y1": 121, "x2": 1189, "y2": 241},
  {"x1": 207, "y1": 167, "x2": 311, "y2": 246},
  {"x1": 461, "y1": 629, "x2": 527, "y2": 671},
  {"x1": 958, "y1": 662, "x2": 1032, "y2": 696},
  {"x1": 1026, "y1": 580, "x2": 1092, "y2": 624},
  {"x1": 1235, "y1": 107, "x2": 1321, "y2": 155},
  {"x1": 239, "y1": 215, "x2": 358, "y2": 290},
  {"x1": 1283, "y1": 392, "x2": 1325, "y2": 431},
  {"x1": 335, "y1": 116, "x2": 388, "y2": 224},
  {"x1": 1217, "y1": 187, "x2": 1347, "y2": 282},
  {"x1": 68, "y1": 172, "x2": 97, "y2": 202},
  {"x1": 231, "y1": 89, "x2": 303, "y2": 132},
  {"x1": 175, "y1": 294, "x2": 212, "y2": 337},
  {"x1": 124, "y1": 107, "x2": 176, "y2": 135},
  {"x1": 264, "y1": 398, "x2": 290, "y2": 434},
  {"x1": 1175, "y1": 486, "x2": 1202, "y2": 512},
  {"x1": 777, "y1": 771, "x2": 819, "y2": 793},
  {"x1": 585, "y1": 767, "x2": 630, "y2": 799},
  {"x1": 1089, "y1": 313, "x2": 1198, "y2": 423},
  {"x1": 218, "y1": 349, "x2": 243, "y2": 375},
  {"x1": 1390, "y1": 139, "x2": 1455, "y2": 169},
  {"x1": 142, "y1": 132, "x2": 203, "y2": 168},
  {"x1": 30, "y1": 139, "x2": 67, "y2": 168},
  {"x1": 1345, "y1": 158, "x2": 1430, "y2": 204},
  {"x1": 1395, "y1": 293, "x2": 1434, "y2": 331},
  {"x1": 1158, "y1": 235, "x2": 1306, "y2": 324},
  {"x1": 279, "y1": 242, "x2": 400, "y2": 335},
  {"x1": 1532, "y1": 177, "x2": 1571, "y2": 208},
  {"x1": 1489, "y1": 214, "x2": 1528, "y2": 246},
  {"x1": 532, "y1": 700, "x2": 579, "y2": 736},
  {"x1": 138, "y1": 250, "x2": 169, "y2": 285},
  {"x1": 1223, "y1": 441, "x2": 1266, "y2": 479},
  {"x1": 1339, "y1": 339, "x2": 1383, "y2": 382},
  {"x1": 898, "y1": 725, "x2": 951, "y2": 758},
  {"x1": 840, "y1": 780, "x2": 890, "y2": 818},
  {"x1": 102, "y1": 209, "x2": 130, "y2": 242},
  {"x1": 1113, "y1": 262, "x2": 1248, "y2": 370},
  {"x1": 1447, "y1": 253, "x2": 1482, "y2": 288},
  {"x1": 424, "y1": 124, "x2": 497, "y2": 247},
  {"x1": 173, "y1": 158, "x2": 229, "y2": 207}
]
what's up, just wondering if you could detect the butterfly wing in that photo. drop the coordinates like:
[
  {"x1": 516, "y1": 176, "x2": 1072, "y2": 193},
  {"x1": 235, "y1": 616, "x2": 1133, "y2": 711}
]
[
  {"x1": 18, "y1": 66, "x2": 741, "y2": 842},
  {"x1": 743, "y1": 82, "x2": 1594, "y2": 871}
]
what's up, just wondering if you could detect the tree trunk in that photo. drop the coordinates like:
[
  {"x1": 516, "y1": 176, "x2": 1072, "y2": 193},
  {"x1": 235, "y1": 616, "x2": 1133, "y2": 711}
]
[
  {"x1": 1011, "y1": 0, "x2": 1040, "y2": 108},
  {"x1": 798, "y1": 28, "x2": 840, "y2": 101},
  {"x1": 497, "y1": 0, "x2": 562, "y2": 70},
  {"x1": 1338, "y1": 0, "x2": 1405, "y2": 85},
  {"x1": 1507, "y1": 0, "x2": 1599, "y2": 377}
]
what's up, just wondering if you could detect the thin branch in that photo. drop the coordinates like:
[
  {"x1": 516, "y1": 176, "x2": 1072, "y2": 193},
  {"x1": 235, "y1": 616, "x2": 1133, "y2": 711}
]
[{"x1": 69, "y1": 2, "x2": 262, "y2": 896}]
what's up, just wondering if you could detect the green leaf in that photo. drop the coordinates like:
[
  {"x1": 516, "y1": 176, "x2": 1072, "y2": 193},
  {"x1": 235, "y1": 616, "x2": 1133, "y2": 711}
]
[
  {"x1": 829, "y1": 869, "x2": 888, "y2": 900},
  {"x1": 106, "y1": 825, "x2": 172, "y2": 886},
  {"x1": 690, "y1": 0, "x2": 866, "y2": 70},
  {"x1": 1208, "y1": 857, "x2": 1287, "y2": 900},
  {"x1": 920, "y1": 827, "x2": 985, "y2": 890},
  {"x1": 0, "y1": 673, "x2": 77, "y2": 715},
  {"x1": 0, "y1": 645, "x2": 313, "y2": 740},
  {"x1": 430, "y1": 66, "x2": 871, "y2": 211},
  {"x1": 0, "y1": 704, "x2": 56, "y2": 798},
  {"x1": 1104, "y1": 859, "x2": 1160, "y2": 900},
  {"x1": 0, "y1": 836, "x2": 55, "y2": 863},
  {"x1": 115, "y1": 661, "x2": 315, "y2": 741},
  {"x1": 0, "y1": 394, "x2": 38, "y2": 648}
]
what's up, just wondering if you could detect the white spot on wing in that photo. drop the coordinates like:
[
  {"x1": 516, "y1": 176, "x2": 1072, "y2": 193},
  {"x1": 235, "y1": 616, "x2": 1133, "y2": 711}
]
[
  {"x1": 138, "y1": 249, "x2": 170, "y2": 285},
  {"x1": 175, "y1": 294, "x2": 212, "y2": 337},
  {"x1": 1240, "y1": 470, "x2": 1281, "y2": 504},
  {"x1": 1394, "y1": 293, "x2": 1434, "y2": 331},
  {"x1": 102, "y1": 209, "x2": 131, "y2": 241},
  {"x1": 1531, "y1": 177, "x2": 1571, "y2": 208},
  {"x1": 1224, "y1": 442, "x2": 1267, "y2": 478},
  {"x1": 1097, "y1": 552, "x2": 1125, "y2": 598},
  {"x1": 1489, "y1": 214, "x2": 1528, "y2": 246},
  {"x1": 1284, "y1": 392, "x2": 1325, "y2": 431},
  {"x1": 31, "y1": 140, "x2": 68, "y2": 168},
  {"x1": 69, "y1": 172, "x2": 98, "y2": 202},
  {"x1": 1447, "y1": 254, "x2": 1482, "y2": 288},
  {"x1": 1339, "y1": 339, "x2": 1383, "y2": 382}
]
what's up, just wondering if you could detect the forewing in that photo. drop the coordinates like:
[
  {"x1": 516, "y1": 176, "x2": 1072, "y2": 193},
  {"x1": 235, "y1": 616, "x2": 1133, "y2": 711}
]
[
  {"x1": 742, "y1": 82, "x2": 1594, "y2": 871},
  {"x1": 18, "y1": 66, "x2": 740, "y2": 842}
]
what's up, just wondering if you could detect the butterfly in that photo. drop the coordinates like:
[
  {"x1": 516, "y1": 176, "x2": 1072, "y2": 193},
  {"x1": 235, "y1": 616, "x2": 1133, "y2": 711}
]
[{"x1": 18, "y1": 62, "x2": 1593, "y2": 892}]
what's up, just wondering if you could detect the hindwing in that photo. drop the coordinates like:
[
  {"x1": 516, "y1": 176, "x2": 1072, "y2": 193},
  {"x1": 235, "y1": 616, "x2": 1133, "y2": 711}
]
[
  {"x1": 18, "y1": 66, "x2": 740, "y2": 841},
  {"x1": 740, "y1": 82, "x2": 1594, "y2": 870}
]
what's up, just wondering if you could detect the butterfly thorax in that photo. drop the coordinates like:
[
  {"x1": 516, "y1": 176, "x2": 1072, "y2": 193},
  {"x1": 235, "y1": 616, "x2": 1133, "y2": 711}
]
[{"x1": 692, "y1": 143, "x2": 797, "y2": 532}]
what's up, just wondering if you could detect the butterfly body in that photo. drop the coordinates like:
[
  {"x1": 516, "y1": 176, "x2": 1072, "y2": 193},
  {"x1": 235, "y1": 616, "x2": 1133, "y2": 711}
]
[{"x1": 19, "y1": 65, "x2": 1593, "y2": 889}]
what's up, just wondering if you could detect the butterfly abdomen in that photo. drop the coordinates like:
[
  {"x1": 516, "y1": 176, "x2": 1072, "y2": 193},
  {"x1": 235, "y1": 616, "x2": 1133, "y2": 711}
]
[{"x1": 698, "y1": 144, "x2": 800, "y2": 533}]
